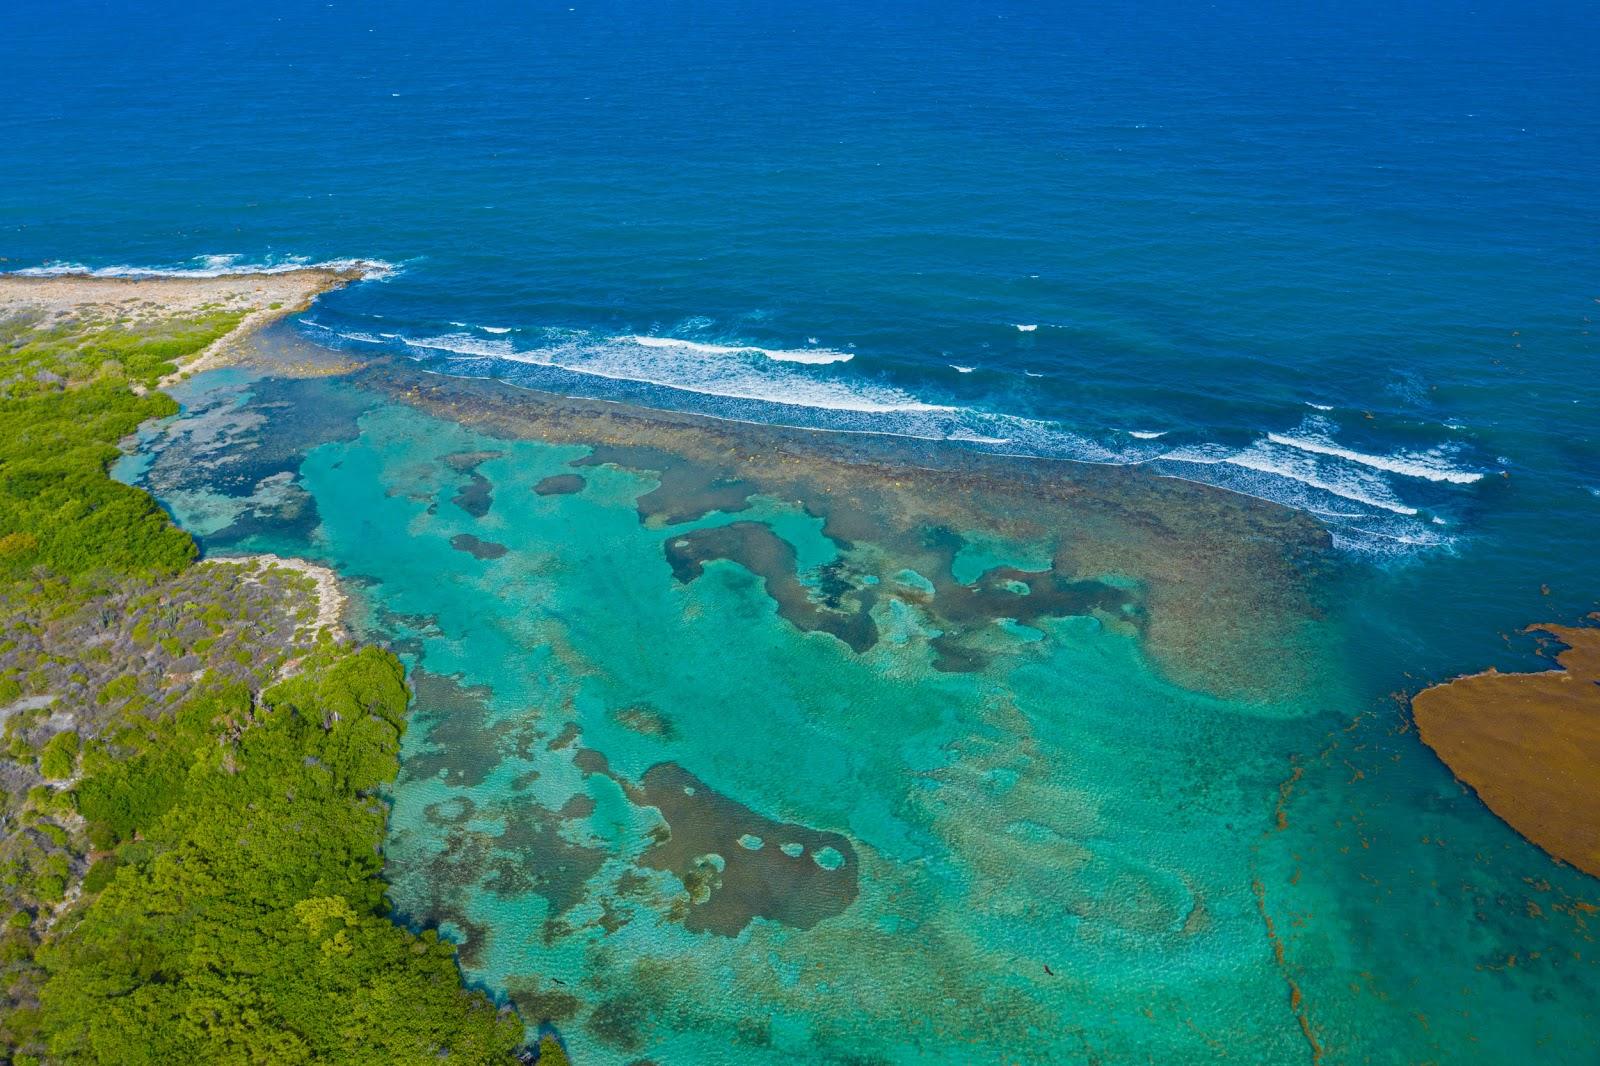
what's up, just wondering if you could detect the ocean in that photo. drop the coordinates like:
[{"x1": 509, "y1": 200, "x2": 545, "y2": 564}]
[{"x1": 7, "y1": 1, "x2": 1600, "y2": 1061}]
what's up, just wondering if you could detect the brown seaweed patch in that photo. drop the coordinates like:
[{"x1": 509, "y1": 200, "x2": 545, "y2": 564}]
[
  {"x1": 535, "y1": 473, "x2": 587, "y2": 496},
  {"x1": 1413, "y1": 622, "x2": 1600, "y2": 879},
  {"x1": 450, "y1": 532, "x2": 508, "y2": 560},
  {"x1": 665, "y1": 521, "x2": 878, "y2": 652},
  {"x1": 635, "y1": 763, "x2": 859, "y2": 936}
]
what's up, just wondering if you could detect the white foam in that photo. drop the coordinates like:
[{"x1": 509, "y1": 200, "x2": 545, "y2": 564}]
[
  {"x1": 1128, "y1": 430, "x2": 1167, "y2": 440},
  {"x1": 950, "y1": 364, "x2": 976, "y2": 373},
  {"x1": 620, "y1": 335, "x2": 854, "y2": 365},
  {"x1": 1221, "y1": 451, "x2": 1418, "y2": 515},
  {"x1": 481, "y1": 326, "x2": 513, "y2": 334},
  {"x1": 1304, "y1": 401, "x2": 1335, "y2": 411},
  {"x1": 11, "y1": 254, "x2": 398, "y2": 281},
  {"x1": 494, "y1": 334, "x2": 946, "y2": 414},
  {"x1": 1015, "y1": 324, "x2": 1038, "y2": 332},
  {"x1": 403, "y1": 332, "x2": 516, "y2": 359},
  {"x1": 1267, "y1": 431, "x2": 1482, "y2": 484},
  {"x1": 301, "y1": 320, "x2": 386, "y2": 345}
]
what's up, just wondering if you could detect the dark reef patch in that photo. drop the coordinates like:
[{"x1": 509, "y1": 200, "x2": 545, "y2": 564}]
[
  {"x1": 477, "y1": 791, "x2": 610, "y2": 922},
  {"x1": 402, "y1": 671, "x2": 509, "y2": 787},
  {"x1": 586, "y1": 995, "x2": 648, "y2": 1052},
  {"x1": 636, "y1": 763, "x2": 859, "y2": 936},
  {"x1": 575, "y1": 444, "x2": 755, "y2": 525},
  {"x1": 506, "y1": 977, "x2": 584, "y2": 1026},
  {"x1": 612, "y1": 702, "x2": 676, "y2": 739},
  {"x1": 450, "y1": 533, "x2": 508, "y2": 560},
  {"x1": 423, "y1": 795, "x2": 478, "y2": 826},
  {"x1": 443, "y1": 449, "x2": 501, "y2": 517},
  {"x1": 663, "y1": 519, "x2": 1136, "y2": 672},
  {"x1": 665, "y1": 521, "x2": 878, "y2": 653},
  {"x1": 137, "y1": 373, "x2": 376, "y2": 550},
  {"x1": 443, "y1": 449, "x2": 504, "y2": 474},
  {"x1": 572, "y1": 746, "x2": 858, "y2": 936},
  {"x1": 451, "y1": 472, "x2": 494, "y2": 518},
  {"x1": 535, "y1": 473, "x2": 586, "y2": 496}
]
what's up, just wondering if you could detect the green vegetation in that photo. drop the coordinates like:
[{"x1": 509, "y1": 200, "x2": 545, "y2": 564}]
[
  {"x1": 0, "y1": 305, "x2": 526, "y2": 1063},
  {"x1": 36, "y1": 733, "x2": 76, "y2": 781},
  {"x1": 36, "y1": 650, "x2": 520, "y2": 1063},
  {"x1": 0, "y1": 309, "x2": 244, "y2": 399},
  {"x1": 0, "y1": 310, "x2": 240, "y2": 579}
]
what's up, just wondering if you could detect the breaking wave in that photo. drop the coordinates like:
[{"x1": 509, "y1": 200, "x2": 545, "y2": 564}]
[
  {"x1": 10, "y1": 253, "x2": 398, "y2": 280},
  {"x1": 298, "y1": 317, "x2": 1491, "y2": 555}
]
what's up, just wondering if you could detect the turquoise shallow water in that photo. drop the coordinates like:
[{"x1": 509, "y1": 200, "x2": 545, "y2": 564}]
[{"x1": 122, "y1": 364, "x2": 1600, "y2": 1062}]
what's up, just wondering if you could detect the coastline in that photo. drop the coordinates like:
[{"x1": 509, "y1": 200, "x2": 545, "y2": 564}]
[
  {"x1": 0, "y1": 266, "x2": 369, "y2": 386},
  {"x1": 0, "y1": 264, "x2": 1345, "y2": 699},
  {"x1": 83, "y1": 275, "x2": 1600, "y2": 1064}
]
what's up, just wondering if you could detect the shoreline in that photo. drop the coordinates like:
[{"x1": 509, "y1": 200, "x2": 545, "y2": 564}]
[{"x1": 0, "y1": 267, "x2": 369, "y2": 385}]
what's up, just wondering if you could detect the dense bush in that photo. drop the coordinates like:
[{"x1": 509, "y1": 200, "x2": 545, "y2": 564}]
[
  {"x1": 0, "y1": 382, "x2": 195, "y2": 579},
  {"x1": 38, "y1": 648, "x2": 522, "y2": 1064},
  {"x1": 36, "y1": 732, "x2": 77, "y2": 781}
]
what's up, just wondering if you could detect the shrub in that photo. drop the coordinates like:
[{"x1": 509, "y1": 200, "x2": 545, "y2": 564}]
[{"x1": 37, "y1": 732, "x2": 78, "y2": 781}]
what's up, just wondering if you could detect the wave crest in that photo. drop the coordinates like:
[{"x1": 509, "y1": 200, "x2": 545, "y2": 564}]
[
  {"x1": 298, "y1": 316, "x2": 1488, "y2": 555},
  {"x1": 11, "y1": 254, "x2": 398, "y2": 281},
  {"x1": 620, "y1": 335, "x2": 854, "y2": 365}
]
